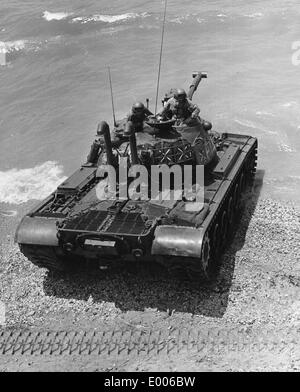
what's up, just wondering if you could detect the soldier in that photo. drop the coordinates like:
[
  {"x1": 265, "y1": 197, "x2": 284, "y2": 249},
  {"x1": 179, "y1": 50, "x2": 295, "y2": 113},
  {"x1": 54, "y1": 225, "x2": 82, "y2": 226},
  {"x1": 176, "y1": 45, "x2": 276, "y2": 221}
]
[
  {"x1": 124, "y1": 102, "x2": 153, "y2": 135},
  {"x1": 157, "y1": 88, "x2": 200, "y2": 125},
  {"x1": 109, "y1": 102, "x2": 153, "y2": 147}
]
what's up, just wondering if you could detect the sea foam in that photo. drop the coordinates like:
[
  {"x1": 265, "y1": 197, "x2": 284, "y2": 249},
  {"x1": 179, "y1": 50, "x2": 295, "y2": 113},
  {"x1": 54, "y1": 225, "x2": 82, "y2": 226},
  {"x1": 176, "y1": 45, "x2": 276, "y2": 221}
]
[
  {"x1": 0, "y1": 39, "x2": 41, "y2": 65},
  {"x1": 0, "y1": 40, "x2": 27, "y2": 54},
  {"x1": 0, "y1": 161, "x2": 67, "y2": 204},
  {"x1": 71, "y1": 12, "x2": 149, "y2": 24},
  {"x1": 282, "y1": 101, "x2": 298, "y2": 108},
  {"x1": 244, "y1": 12, "x2": 264, "y2": 19},
  {"x1": 43, "y1": 11, "x2": 73, "y2": 21}
]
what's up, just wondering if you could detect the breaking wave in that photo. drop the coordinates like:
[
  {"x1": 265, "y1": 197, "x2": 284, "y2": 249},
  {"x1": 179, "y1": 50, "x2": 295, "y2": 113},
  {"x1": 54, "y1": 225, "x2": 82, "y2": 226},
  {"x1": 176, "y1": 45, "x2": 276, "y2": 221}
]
[
  {"x1": 0, "y1": 40, "x2": 27, "y2": 54},
  {"x1": 42, "y1": 10, "x2": 149, "y2": 25},
  {"x1": 0, "y1": 40, "x2": 41, "y2": 66},
  {"x1": 43, "y1": 11, "x2": 73, "y2": 21},
  {"x1": 71, "y1": 12, "x2": 149, "y2": 24},
  {"x1": 39, "y1": 9, "x2": 271, "y2": 31},
  {"x1": 244, "y1": 12, "x2": 264, "y2": 19},
  {"x1": 281, "y1": 101, "x2": 298, "y2": 108},
  {"x1": 0, "y1": 161, "x2": 67, "y2": 204},
  {"x1": 256, "y1": 111, "x2": 275, "y2": 117},
  {"x1": 0, "y1": 39, "x2": 43, "y2": 61}
]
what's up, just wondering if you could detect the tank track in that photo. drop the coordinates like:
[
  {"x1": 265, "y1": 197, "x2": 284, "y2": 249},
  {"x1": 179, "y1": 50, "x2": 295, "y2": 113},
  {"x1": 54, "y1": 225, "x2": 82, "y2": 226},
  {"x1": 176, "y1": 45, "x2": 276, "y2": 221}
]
[
  {"x1": 0, "y1": 326, "x2": 296, "y2": 356},
  {"x1": 162, "y1": 140, "x2": 258, "y2": 281},
  {"x1": 19, "y1": 244, "x2": 67, "y2": 272}
]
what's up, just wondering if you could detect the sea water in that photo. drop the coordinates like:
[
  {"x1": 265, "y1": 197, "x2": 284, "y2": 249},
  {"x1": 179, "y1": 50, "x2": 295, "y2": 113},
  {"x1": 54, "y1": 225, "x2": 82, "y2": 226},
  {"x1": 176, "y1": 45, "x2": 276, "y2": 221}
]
[{"x1": 0, "y1": 0, "x2": 299, "y2": 205}]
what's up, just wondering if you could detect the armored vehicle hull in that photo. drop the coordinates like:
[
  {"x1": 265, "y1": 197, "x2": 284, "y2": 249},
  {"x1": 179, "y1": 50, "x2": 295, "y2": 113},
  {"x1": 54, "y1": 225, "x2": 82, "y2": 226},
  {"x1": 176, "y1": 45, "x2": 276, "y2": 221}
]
[
  {"x1": 16, "y1": 73, "x2": 257, "y2": 280},
  {"x1": 16, "y1": 136, "x2": 257, "y2": 280}
]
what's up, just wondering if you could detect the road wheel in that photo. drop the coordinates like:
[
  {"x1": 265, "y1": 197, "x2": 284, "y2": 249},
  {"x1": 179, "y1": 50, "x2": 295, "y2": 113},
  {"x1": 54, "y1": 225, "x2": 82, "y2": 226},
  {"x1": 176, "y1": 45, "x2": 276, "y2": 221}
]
[
  {"x1": 201, "y1": 233, "x2": 212, "y2": 280},
  {"x1": 212, "y1": 223, "x2": 221, "y2": 261}
]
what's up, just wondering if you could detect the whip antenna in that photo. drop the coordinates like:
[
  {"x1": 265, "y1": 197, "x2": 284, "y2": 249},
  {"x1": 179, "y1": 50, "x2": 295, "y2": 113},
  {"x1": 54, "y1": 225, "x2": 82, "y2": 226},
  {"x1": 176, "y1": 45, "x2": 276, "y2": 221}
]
[
  {"x1": 154, "y1": 0, "x2": 168, "y2": 115},
  {"x1": 107, "y1": 66, "x2": 117, "y2": 127}
]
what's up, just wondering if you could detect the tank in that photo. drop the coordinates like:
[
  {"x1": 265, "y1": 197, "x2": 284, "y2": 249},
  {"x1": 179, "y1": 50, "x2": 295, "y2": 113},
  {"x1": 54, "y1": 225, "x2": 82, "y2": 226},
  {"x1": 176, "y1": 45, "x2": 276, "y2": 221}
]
[{"x1": 15, "y1": 72, "x2": 257, "y2": 280}]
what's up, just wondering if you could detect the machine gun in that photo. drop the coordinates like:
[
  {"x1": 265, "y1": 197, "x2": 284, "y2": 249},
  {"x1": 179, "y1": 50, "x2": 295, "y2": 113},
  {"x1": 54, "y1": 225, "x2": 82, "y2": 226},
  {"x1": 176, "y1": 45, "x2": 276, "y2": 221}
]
[{"x1": 187, "y1": 71, "x2": 207, "y2": 100}]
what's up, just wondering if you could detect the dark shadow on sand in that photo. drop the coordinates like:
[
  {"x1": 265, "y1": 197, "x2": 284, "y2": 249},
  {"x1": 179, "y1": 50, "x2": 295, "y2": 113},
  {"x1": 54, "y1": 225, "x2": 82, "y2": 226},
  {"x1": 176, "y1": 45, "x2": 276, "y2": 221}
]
[{"x1": 43, "y1": 170, "x2": 265, "y2": 318}]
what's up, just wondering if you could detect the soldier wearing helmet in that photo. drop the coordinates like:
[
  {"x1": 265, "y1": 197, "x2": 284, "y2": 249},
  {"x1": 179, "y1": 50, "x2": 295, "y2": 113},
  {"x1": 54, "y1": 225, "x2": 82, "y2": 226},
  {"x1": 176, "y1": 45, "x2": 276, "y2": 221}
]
[
  {"x1": 125, "y1": 102, "x2": 152, "y2": 135},
  {"x1": 158, "y1": 88, "x2": 200, "y2": 125}
]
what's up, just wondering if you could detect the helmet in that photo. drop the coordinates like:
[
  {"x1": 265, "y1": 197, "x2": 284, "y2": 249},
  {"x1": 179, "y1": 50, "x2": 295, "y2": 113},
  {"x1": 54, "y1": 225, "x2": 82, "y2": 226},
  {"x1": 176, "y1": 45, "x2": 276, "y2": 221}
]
[
  {"x1": 132, "y1": 102, "x2": 145, "y2": 114},
  {"x1": 203, "y1": 120, "x2": 212, "y2": 131},
  {"x1": 174, "y1": 88, "x2": 187, "y2": 102}
]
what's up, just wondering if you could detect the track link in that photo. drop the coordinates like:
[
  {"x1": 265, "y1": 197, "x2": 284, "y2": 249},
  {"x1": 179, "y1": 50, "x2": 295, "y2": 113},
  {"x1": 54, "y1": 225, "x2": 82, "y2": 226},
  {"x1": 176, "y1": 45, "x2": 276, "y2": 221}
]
[
  {"x1": 19, "y1": 245, "x2": 66, "y2": 272},
  {"x1": 181, "y1": 139, "x2": 258, "y2": 281},
  {"x1": 0, "y1": 327, "x2": 297, "y2": 356}
]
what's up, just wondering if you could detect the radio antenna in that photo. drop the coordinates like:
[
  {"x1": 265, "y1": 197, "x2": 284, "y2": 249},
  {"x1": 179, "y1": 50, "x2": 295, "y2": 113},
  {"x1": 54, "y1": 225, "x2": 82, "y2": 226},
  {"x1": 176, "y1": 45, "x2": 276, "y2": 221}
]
[
  {"x1": 154, "y1": 0, "x2": 168, "y2": 115},
  {"x1": 107, "y1": 66, "x2": 117, "y2": 127}
]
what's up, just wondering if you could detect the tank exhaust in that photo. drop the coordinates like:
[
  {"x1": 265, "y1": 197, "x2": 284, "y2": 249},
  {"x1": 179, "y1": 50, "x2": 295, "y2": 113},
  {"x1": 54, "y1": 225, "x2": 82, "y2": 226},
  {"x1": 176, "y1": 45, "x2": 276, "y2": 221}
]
[
  {"x1": 86, "y1": 139, "x2": 101, "y2": 165},
  {"x1": 97, "y1": 121, "x2": 114, "y2": 166},
  {"x1": 128, "y1": 128, "x2": 139, "y2": 165}
]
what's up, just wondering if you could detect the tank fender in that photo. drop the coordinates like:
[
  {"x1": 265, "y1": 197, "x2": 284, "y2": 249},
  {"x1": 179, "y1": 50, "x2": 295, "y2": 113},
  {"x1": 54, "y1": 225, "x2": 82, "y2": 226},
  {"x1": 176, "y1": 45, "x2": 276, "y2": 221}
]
[
  {"x1": 151, "y1": 225, "x2": 204, "y2": 258},
  {"x1": 15, "y1": 216, "x2": 59, "y2": 246}
]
